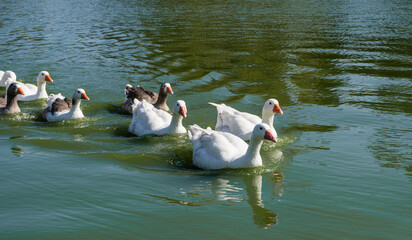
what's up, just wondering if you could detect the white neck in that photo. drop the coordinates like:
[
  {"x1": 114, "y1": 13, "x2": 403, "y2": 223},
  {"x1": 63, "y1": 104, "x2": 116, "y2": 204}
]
[
  {"x1": 168, "y1": 113, "x2": 184, "y2": 133},
  {"x1": 261, "y1": 111, "x2": 274, "y2": 127},
  {"x1": 241, "y1": 137, "x2": 263, "y2": 167},
  {"x1": 69, "y1": 99, "x2": 84, "y2": 118},
  {"x1": 262, "y1": 111, "x2": 277, "y2": 137},
  {"x1": 36, "y1": 81, "x2": 48, "y2": 98}
]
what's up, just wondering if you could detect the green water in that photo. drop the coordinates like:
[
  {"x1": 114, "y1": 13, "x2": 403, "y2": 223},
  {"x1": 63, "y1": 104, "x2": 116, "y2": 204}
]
[{"x1": 1, "y1": 0, "x2": 411, "y2": 239}]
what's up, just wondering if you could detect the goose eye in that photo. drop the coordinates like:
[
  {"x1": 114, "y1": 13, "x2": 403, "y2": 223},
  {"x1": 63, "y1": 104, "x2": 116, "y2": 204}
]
[
  {"x1": 42, "y1": 73, "x2": 44, "y2": 75},
  {"x1": 269, "y1": 102, "x2": 272, "y2": 105},
  {"x1": 78, "y1": 91, "x2": 80, "y2": 93},
  {"x1": 177, "y1": 103, "x2": 180, "y2": 106},
  {"x1": 260, "y1": 127, "x2": 263, "y2": 130}
]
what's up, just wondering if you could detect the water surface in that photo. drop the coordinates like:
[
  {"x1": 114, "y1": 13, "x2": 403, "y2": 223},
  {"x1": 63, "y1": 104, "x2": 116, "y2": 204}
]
[{"x1": 0, "y1": 0, "x2": 411, "y2": 239}]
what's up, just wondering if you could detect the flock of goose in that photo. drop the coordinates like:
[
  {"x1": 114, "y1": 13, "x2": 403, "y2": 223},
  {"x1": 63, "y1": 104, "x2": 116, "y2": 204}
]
[{"x1": 0, "y1": 70, "x2": 283, "y2": 170}]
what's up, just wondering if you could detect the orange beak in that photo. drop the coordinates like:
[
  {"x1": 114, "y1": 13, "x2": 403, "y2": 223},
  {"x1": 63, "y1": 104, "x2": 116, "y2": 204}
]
[
  {"x1": 264, "y1": 129, "x2": 277, "y2": 143},
  {"x1": 45, "y1": 74, "x2": 53, "y2": 83},
  {"x1": 273, "y1": 104, "x2": 283, "y2": 115},
  {"x1": 166, "y1": 86, "x2": 174, "y2": 94},
  {"x1": 81, "y1": 92, "x2": 90, "y2": 100},
  {"x1": 17, "y1": 87, "x2": 25, "y2": 95},
  {"x1": 179, "y1": 106, "x2": 187, "y2": 118}
]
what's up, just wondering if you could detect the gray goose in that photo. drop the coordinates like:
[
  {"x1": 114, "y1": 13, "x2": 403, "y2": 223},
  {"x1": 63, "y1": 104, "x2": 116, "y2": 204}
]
[
  {"x1": 121, "y1": 83, "x2": 174, "y2": 114},
  {"x1": 42, "y1": 89, "x2": 90, "y2": 122},
  {"x1": 0, "y1": 82, "x2": 25, "y2": 115}
]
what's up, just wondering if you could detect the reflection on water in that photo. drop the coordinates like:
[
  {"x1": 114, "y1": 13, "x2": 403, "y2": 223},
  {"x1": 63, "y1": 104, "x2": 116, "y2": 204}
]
[
  {"x1": 143, "y1": 194, "x2": 202, "y2": 207},
  {"x1": 243, "y1": 175, "x2": 278, "y2": 228},
  {"x1": 369, "y1": 125, "x2": 412, "y2": 178},
  {"x1": 148, "y1": 173, "x2": 281, "y2": 228},
  {"x1": 0, "y1": 0, "x2": 411, "y2": 238},
  {"x1": 269, "y1": 172, "x2": 285, "y2": 198},
  {"x1": 10, "y1": 146, "x2": 25, "y2": 157}
]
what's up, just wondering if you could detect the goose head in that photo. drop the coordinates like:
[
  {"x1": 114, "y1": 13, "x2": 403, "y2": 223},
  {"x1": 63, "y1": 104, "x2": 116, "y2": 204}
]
[
  {"x1": 173, "y1": 100, "x2": 187, "y2": 118},
  {"x1": 7, "y1": 82, "x2": 25, "y2": 96},
  {"x1": 73, "y1": 88, "x2": 90, "y2": 101},
  {"x1": 252, "y1": 123, "x2": 277, "y2": 143},
  {"x1": 263, "y1": 98, "x2": 283, "y2": 115},
  {"x1": 37, "y1": 71, "x2": 53, "y2": 83},
  {"x1": 160, "y1": 83, "x2": 174, "y2": 95}
]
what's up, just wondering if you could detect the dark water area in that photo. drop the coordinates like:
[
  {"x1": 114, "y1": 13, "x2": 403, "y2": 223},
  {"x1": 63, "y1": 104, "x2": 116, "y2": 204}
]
[{"x1": 0, "y1": 0, "x2": 411, "y2": 239}]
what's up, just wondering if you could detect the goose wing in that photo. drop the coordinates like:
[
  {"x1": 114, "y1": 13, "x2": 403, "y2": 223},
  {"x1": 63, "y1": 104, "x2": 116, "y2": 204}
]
[{"x1": 126, "y1": 85, "x2": 158, "y2": 104}]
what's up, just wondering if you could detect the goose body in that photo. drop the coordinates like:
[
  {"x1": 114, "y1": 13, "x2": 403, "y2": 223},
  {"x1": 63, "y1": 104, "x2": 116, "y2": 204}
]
[
  {"x1": 188, "y1": 123, "x2": 277, "y2": 170},
  {"x1": 0, "y1": 82, "x2": 25, "y2": 115},
  {"x1": 0, "y1": 70, "x2": 17, "y2": 87},
  {"x1": 209, "y1": 99, "x2": 283, "y2": 141},
  {"x1": 129, "y1": 99, "x2": 187, "y2": 136},
  {"x1": 7, "y1": 71, "x2": 53, "y2": 101},
  {"x1": 42, "y1": 89, "x2": 89, "y2": 122},
  {"x1": 122, "y1": 83, "x2": 174, "y2": 113}
]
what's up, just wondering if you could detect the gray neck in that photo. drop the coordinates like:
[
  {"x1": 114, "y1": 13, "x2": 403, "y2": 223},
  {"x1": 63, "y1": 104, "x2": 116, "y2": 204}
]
[
  {"x1": 6, "y1": 94, "x2": 20, "y2": 112},
  {"x1": 154, "y1": 91, "x2": 168, "y2": 108}
]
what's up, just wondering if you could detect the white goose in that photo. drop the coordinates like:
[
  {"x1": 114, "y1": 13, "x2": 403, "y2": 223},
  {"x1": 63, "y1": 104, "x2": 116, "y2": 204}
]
[
  {"x1": 129, "y1": 99, "x2": 187, "y2": 136},
  {"x1": 42, "y1": 89, "x2": 90, "y2": 122},
  {"x1": 0, "y1": 71, "x2": 4, "y2": 84},
  {"x1": 6, "y1": 71, "x2": 53, "y2": 101},
  {"x1": 0, "y1": 70, "x2": 17, "y2": 86},
  {"x1": 209, "y1": 99, "x2": 283, "y2": 141},
  {"x1": 188, "y1": 123, "x2": 277, "y2": 170}
]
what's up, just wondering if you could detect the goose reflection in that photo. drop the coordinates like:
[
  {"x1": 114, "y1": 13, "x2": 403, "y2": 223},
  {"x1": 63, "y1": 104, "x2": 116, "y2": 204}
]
[
  {"x1": 202, "y1": 174, "x2": 279, "y2": 228},
  {"x1": 11, "y1": 145, "x2": 25, "y2": 157},
  {"x1": 192, "y1": 173, "x2": 281, "y2": 228},
  {"x1": 243, "y1": 174, "x2": 278, "y2": 228},
  {"x1": 146, "y1": 173, "x2": 282, "y2": 228}
]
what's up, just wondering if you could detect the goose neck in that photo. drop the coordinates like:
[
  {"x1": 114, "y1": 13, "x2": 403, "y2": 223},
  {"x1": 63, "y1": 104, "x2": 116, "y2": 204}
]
[
  {"x1": 244, "y1": 137, "x2": 264, "y2": 166},
  {"x1": 262, "y1": 111, "x2": 274, "y2": 126},
  {"x1": 6, "y1": 95, "x2": 19, "y2": 111},
  {"x1": 155, "y1": 91, "x2": 168, "y2": 105},
  {"x1": 36, "y1": 81, "x2": 48, "y2": 97},
  {"x1": 168, "y1": 113, "x2": 183, "y2": 133},
  {"x1": 70, "y1": 98, "x2": 82, "y2": 114}
]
